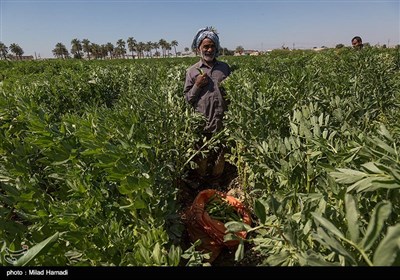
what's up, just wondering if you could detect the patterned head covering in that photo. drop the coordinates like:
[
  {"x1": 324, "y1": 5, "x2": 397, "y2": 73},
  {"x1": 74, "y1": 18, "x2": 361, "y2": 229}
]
[{"x1": 191, "y1": 26, "x2": 220, "y2": 56}]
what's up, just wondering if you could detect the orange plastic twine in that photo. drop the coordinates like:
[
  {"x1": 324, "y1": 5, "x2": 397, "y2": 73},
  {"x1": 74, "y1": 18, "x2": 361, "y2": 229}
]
[{"x1": 183, "y1": 189, "x2": 251, "y2": 263}]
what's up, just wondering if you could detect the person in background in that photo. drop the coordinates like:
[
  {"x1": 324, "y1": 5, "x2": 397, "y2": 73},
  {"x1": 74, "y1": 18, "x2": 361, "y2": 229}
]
[
  {"x1": 183, "y1": 26, "x2": 231, "y2": 185},
  {"x1": 352, "y1": 36, "x2": 363, "y2": 49}
]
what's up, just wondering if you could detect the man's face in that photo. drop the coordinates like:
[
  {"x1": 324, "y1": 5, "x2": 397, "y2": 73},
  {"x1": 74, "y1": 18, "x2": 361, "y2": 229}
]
[
  {"x1": 352, "y1": 39, "x2": 362, "y2": 49},
  {"x1": 199, "y1": 38, "x2": 216, "y2": 62}
]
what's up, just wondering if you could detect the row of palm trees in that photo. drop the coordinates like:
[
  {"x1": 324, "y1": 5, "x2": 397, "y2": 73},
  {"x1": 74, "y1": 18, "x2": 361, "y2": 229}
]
[
  {"x1": 0, "y1": 37, "x2": 181, "y2": 60},
  {"x1": 54, "y1": 37, "x2": 181, "y2": 60},
  {"x1": 0, "y1": 42, "x2": 24, "y2": 60},
  {"x1": 1, "y1": 37, "x2": 237, "y2": 60}
]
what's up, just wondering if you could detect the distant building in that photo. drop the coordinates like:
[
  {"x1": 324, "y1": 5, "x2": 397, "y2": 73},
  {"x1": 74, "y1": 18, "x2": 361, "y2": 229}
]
[
  {"x1": 312, "y1": 47, "x2": 328, "y2": 52},
  {"x1": 10, "y1": 55, "x2": 34, "y2": 61},
  {"x1": 233, "y1": 49, "x2": 260, "y2": 56}
]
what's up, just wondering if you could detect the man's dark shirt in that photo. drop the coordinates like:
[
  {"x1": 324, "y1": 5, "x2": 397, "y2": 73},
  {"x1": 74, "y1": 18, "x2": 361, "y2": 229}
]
[{"x1": 184, "y1": 59, "x2": 231, "y2": 134}]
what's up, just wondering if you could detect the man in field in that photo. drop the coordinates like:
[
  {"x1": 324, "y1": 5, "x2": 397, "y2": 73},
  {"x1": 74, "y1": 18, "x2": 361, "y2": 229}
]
[
  {"x1": 183, "y1": 26, "x2": 231, "y2": 185},
  {"x1": 352, "y1": 36, "x2": 363, "y2": 49}
]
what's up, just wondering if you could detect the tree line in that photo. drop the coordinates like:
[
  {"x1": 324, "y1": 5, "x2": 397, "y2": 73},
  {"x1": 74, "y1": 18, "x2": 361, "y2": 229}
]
[
  {"x1": 0, "y1": 37, "x2": 181, "y2": 60},
  {"x1": 0, "y1": 42, "x2": 24, "y2": 60},
  {"x1": 0, "y1": 37, "x2": 238, "y2": 60},
  {"x1": 61, "y1": 37, "x2": 181, "y2": 59}
]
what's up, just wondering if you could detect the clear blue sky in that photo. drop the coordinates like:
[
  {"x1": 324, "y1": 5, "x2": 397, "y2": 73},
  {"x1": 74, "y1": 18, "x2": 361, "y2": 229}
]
[{"x1": 1, "y1": 0, "x2": 399, "y2": 58}]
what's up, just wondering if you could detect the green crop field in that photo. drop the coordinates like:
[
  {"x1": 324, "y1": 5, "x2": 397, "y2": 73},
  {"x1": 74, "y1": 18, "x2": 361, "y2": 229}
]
[{"x1": 1, "y1": 47, "x2": 400, "y2": 266}]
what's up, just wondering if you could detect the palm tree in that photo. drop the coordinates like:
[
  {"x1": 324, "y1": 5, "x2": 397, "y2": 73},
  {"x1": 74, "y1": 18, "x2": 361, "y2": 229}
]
[
  {"x1": 71, "y1": 38, "x2": 83, "y2": 59},
  {"x1": 235, "y1": 45, "x2": 244, "y2": 55},
  {"x1": 90, "y1": 43, "x2": 101, "y2": 59},
  {"x1": 165, "y1": 42, "x2": 171, "y2": 57},
  {"x1": 159, "y1": 39, "x2": 167, "y2": 58},
  {"x1": 153, "y1": 42, "x2": 160, "y2": 58},
  {"x1": 100, "y1": 44, "x2": 108, "y2": 59},
  {"x1": 9, "y1": 43, "x2": 24, "y2": 60},
  {"x1": 115, "y1": 39, "x2": 126, "y2": 59},
  {"x1": 0, "y1": 42, "x2": 8, "y2": 59},
  {"x1": 52, "y1": 42, "x2": 69, "y2": 59},
  {"x1": 105, "y1": 42, "x2": 114, "y2": 59},
  {"x1": 145, "y1": 41, "x2": 153, "y2": 57},
  {"x1": 171, "y1": 40, "x2": 178, "y2": 57},
  {"x1": 127, "y1": 37, "x2": 137, "y2": 59},
  {"x1": 137, "y1": 41, "x2": 145, "y2": 59},
  {"x1": 82, "y1": 39, "x2": 91, "y2": 60}
]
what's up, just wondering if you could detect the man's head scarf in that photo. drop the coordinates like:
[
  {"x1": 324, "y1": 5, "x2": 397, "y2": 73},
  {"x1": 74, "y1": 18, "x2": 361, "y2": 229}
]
[{"x1": 191, "y1": 26, "x2": 220, "y2": 56}]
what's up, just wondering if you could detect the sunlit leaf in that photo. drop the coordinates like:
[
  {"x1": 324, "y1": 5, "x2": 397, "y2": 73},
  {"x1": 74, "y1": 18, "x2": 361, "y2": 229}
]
[
  {"x1": 373, "y1": 224, "x2": 400, "y2": 266},
  {"x1": 12, "y1": 232, "x2": 59, "y2": 266},
  {"x1": 361, "y1": 201, "x2": 392, "y2": 251},
  {"x1": 345, "y1": 193, "x2": 360, "y2": 243}
]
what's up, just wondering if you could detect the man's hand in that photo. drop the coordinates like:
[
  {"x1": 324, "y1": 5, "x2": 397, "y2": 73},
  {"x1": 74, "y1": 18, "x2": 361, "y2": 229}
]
[{"x1": 195, "y1": 73, "x2": 209, "y2": 88}]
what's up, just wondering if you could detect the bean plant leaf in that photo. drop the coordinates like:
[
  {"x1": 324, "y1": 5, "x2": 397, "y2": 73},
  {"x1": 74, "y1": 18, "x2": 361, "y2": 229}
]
[
  {"x1": 367, "y1": 179, "x2": 399, "y2": 192},
  {"x1": 225, "y1": 221, "x2": 252, "y2": 233},
  {"x1": 254, "y1": 199, "x2": 267, "y2": 224},
  {"x1": 11, "y1": 232, "x2": 59, "y2": 266},
  {"x1": 152, "y1": 243, "x2": 162, "y2": 265},
  {"x1": 312, "y1": 212, "x2": 344, "y2": 239},
  {"x1": 378, "y1": 124, "x2": 393, "y2": 142},
  {"x1": 370, "y1": 137, "x2": 396, "y2": 156},
  {"x1": 373, "y1": 224, "x2": 400, "y2": 266},
  {"x1": 300, "y1": 250, "x2": 340, "y2": 266},
  {"x1": 234, "y1": 240, "x2": 245, "y2": 261},
  {"x1": 330, "y1": 169, "x2": 367, "y2": 184},
  {"x1": 266, "y1": 251, "x2": 290, "y2": 266},
  {"x1": 167, "y1": 245, "x2": 182, "y2": 266},
  {"x1": 347, "y1": 177, "x2": 372, "y2": 193},
  {"x1": 362, "y1": 162, "x2": 383, "y2": 174},
  {"x1": 361, "y1": 201, "x2": 392, "y2": 251},
  {"x1": 313, "y1": 227, "x2": 356, "y2": 264},
  {"x1": 345, "y1": 193, "x2": 360, "y2": 243}
]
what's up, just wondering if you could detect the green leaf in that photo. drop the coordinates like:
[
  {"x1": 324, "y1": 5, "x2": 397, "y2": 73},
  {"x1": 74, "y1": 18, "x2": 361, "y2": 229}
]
[
  {"x1": 314, "y1": 227, "x2": 356, "y2": 264},
  {"x1": 368, "y1": 179, "x2": 400, "y2": 192},
  {"x1": 225, "y1": 221, "x2": 251, "y2": 233},
  {"x1": 371, "y1": 137, "x2": 396, "y2": 156},
  {"x1": 361, "y1": 201, "x2": 392, "y2": 251},
  {"x1": 152, "y1": 243, "x2": 162, "y2": 265},
  {"x1": 347, "y1": 177, "x2": 372, "y2": 193},
  {"x1": 0, "y1": 221, "x2": 27, "y2": 237},
  {"x1": 117, "y1": 139, "x2": 130, "y2": 150},
  {"x1": 310, "y1": 151, "x2": 322, "y2": 158},
  {"x1": 1, "y1": 183, "x2": 20, "y2": 196},
  {"x1": 301, "y1": 250, "x2": 340, "y2": 266},
  {"x1": 118, "y1": 176, "x2": 150, "y2": 195},
  {"x1": 234, "y1": 240, "x2": 245, "y2": 261},
  {"x1": 373, "y1": 224, "x2": 400, "y2": 266},
  {"x1": 345, "y1": 193, "x2": 359, "y2": 243},
  {"x1": 330, "y1": 168, "x2": 367, "y2": 184},
  {"x1": 290, "y1": 123, "x2": 298, "y2": 135},
  {"x1": 390, "y1": 169, "x2": 400, "y2": 182},
  {"x1": 266, "y1": 251, "x2": 290, "y2": 266},
  {"x1": 223, "y1": 233, "x2": 239, "y2": 243},
  {"x1": 362, "y1": 162, "x2": 383, "y2": 174},
  {"x1": 12, "y1": 232, "x2": 59, "y2": 266},
  {"x1": 312, "y1": 212, "x2": 344, "y2": 239},
  {"x1": 136, "y1": 143, "x2": 152, "y2": 149},
  {"x1": 318, "y1": 113, "x2": 324, "y2": 126},
  {"x1": 254, "y1": 199, "x2": 266, "y2": 224},
  {"x1": 139, "y1": 247, "x2": 150, "y2": 263},
  {"x1": 167, "y1": 245, "x2": 181, "y2": 266},
  {"x1": 378, "y1": 124, "x2": 393, "y2": 142},
  {"x1": 127, "y1": 123, "x2": 135, "y2": 140}
]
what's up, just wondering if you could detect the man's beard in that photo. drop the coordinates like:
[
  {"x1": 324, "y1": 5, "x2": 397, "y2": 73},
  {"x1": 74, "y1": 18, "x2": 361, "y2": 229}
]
[{"x1": 200, "y1": 50, "x2": 216, "y2": 62}]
